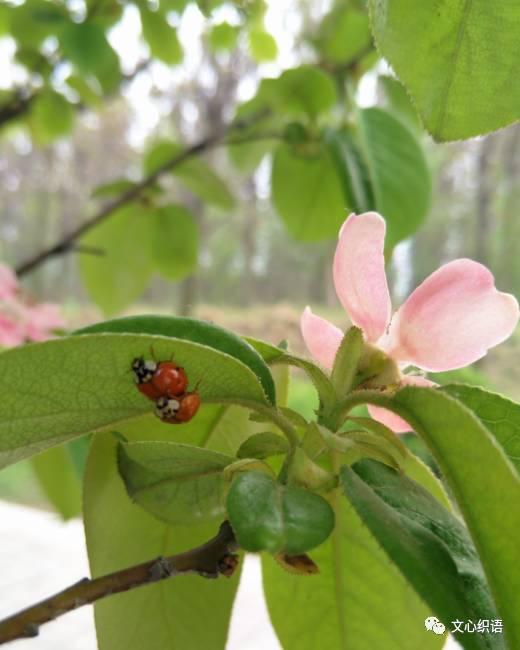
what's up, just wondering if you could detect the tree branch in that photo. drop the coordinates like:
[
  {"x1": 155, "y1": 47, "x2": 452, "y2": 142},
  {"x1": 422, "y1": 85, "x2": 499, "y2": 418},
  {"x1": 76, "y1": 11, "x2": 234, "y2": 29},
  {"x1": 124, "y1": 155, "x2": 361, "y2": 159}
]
[
  {"x1": 0, "y1": 520, "x2": 238, "y2": 646},
  {"x1": 15, "y1": 113, "x2": 274, "y2": 277}
]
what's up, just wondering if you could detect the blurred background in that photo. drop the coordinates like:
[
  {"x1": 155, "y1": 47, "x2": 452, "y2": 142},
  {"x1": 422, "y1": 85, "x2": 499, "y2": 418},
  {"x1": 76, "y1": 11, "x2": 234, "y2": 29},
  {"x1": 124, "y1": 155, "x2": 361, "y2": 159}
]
[{"x1": 0, "y1": 0, "x2": 517, "y2": 647}]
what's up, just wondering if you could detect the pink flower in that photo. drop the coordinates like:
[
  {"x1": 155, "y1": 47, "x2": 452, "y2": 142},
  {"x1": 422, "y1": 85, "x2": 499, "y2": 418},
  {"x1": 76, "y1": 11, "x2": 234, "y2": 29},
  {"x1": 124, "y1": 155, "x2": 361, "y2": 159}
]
[
  {"x1": 23, "y1": 303, "x2": 65, "y2": 341},
  {"x1": 301, "y1": 212, "x2": 519, "y2": 432},
  {"x1": 0, "y1": 264, "x2": 18, "y2": 301}
]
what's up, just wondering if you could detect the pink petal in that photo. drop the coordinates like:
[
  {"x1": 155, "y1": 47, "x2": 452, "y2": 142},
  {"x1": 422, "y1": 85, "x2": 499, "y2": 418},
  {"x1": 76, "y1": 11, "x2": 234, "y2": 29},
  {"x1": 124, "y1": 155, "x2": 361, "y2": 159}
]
[
  {"x1": 24, "y1": 303, "x2": 65, "y2": 341},
  {"x1": 384, "y1": 259, "x2": 519, "y2": 372},
  {"x1": 333, "y1": 212, "x2": 391, "y2": 343},
  {"x1": 368, "y1": 376, "x2": 435, "y2": 433},
  {"x1": 0, "y1": 264, "x2": 18, "y2": 301},
  {"x1": 300, "y1": 306, "x2": 343, "y2": 369},
  {"x1": 0, "y1": 313, "x2": 25, "y2": 348}
]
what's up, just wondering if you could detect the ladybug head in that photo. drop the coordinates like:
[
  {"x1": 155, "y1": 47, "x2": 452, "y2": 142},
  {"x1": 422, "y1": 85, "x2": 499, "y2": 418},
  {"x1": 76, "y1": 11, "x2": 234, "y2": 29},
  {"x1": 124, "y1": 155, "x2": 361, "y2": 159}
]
[
  {"x1": 131, "y1": 357, "x2": 157, "y2": 383},
  {"x1": 155, "y1": 396, "x2": 180, "y2": 420}
]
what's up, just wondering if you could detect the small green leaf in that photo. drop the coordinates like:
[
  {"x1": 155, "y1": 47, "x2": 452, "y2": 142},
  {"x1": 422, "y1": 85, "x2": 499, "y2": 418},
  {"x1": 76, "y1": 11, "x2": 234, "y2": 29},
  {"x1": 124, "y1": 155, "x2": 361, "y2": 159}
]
[
  {"x1": 357, "y1": 107, "x2": 431, "y2": 249},
  {"x1": 275, "y1": 66, "x2": 337, "y2": 119},
  {"x1": 65, "y1": 74, "x2": 102, "y2": 107},
  {"x1": 91, "y1": 179, "x2": 137, "y2": 199},
  {"x1": 140, "y1": 6, "x2": 183, "y2": 64},
  {"x1": 85, "y1": 430, "x2": 240, "y2": 650},
  {"x1": 227, "y1": 472, "x2": 334, "y2": 554},
  {"x1": 271, "y1": 141, "x2": 346, "y2": 241},
  {"x1": 0, "y1": 332, "x2": 270, "y2": 469},
  {"x1": 441, "y1": 384, "x2": 520, "y2": 474},
  {"x1": 151, "y1": 204, "x2": 198, "y2": 280},
  {"x1": 342, "y1": 461, "x2": 503, "y2": 650},
  {"x1": 59, "y1": 22, "x2": 119, "y2": 80},
  {"x1": 236, "y1": 432, "x2": 289, "y2": 459},
  {"x1": 369, "y1": 0, "x2": 520, "y2": 140},
  {"x1": 248, "y1": 28, "x2": 277, "y2": 61},
  {"x1": 331, "y1": 326, "x2": 363, "y2": 395},
  {"x1": 78, "y1": 315, "x2": 275, "y2": 404},
  {"x1": 143, "y1": 139, "x2": 235, "y2": 210},
  {"x1": 316, "y1": 6, "x2": 371, "y2": 64},
  {"x1": 30, "y1": 90, "x2": 74, "y2": 143},
  {"x1": 208, "y1": 21, "x2": 238, "y2": 52},
  {"x1": 79, "y1": 204, "x2": 155, "y2": 315},
  {"x1": 118, "y1": 441, "x2": 235, "y2": 525}
]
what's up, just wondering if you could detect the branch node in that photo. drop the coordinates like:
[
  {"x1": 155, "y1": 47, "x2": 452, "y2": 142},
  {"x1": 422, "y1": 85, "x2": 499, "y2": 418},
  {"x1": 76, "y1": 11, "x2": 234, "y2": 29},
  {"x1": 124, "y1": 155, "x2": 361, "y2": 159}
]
[
  {"x1": 218, "y1": 554, "x2": 240, "y2": 578},
  {"x1": 148, "y1": 557, "x2": 174, "y2": 581}
]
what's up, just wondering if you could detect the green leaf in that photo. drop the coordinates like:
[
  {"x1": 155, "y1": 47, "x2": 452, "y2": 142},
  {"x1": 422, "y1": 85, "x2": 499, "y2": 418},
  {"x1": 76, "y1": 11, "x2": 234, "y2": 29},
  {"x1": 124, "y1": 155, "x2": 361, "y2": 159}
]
[
  {"x1": 441, "y1": 384, "x2": 520, "y2": 474},
  {"x1": 151, "y1": 204, "x2": 198, "y2": 280},
  {"x1": 91, "y1": 179, "x2": 137, "y2": 199},
  {"x1": 387, "y1": 386, "x2": 520, "y2": 648},
  {"x1": 65, "y1": 74, "x2": 102, "y2": 108},
  {"x1": 140, "y1": 6, "x2": 183, "y2": 64},
  {"x1": 79, "y1": 204, "x2": 155, "y2": 315},
  {"x1": 143, "y1": 140, "x2": 235, "y2": 210},
  {"x1": 208, "y1": 21, "x2": 238, "y2": 52},
  {"x1": 275, "y1": 66, "x2": 337, "y2": 119},
  {"x1": 356, "y1": 107, "x2": 431, "y2": 249},
  {"x1": 368, "y1": 0, "x2": 520, "y2": 140},
  {"x1": 316, "y1": 6, "x2": 371, "y2": 64},
  {"x1": 10, "y1": 0, "x2": 68, "y2": 47},
  {"x1": 236, "y1": 432, "x2": 289, "y2": 459},
  {"x1": 31, "y1": 446, "x2": 82, "y2": 520},
  {"x1": 59, "y1": 22, "x2": 120, "y2": 84},
  {"x1": 378, "y1": 75, "x2": 421, "y2": 132},
  {"x1": 227, "y1": 471, "x2": 334, "y2": 554},
  {"x1": 77, "y1": 315, "x2": 276, "y2": 404},
  {"x1": 30, "y1": 90, "x2": 74, "y2": 144},
  {"x1": 341, "y1": 461, "x2": 503, "y2": 650},
  {"x1": 84, "y1": 429, "x2": 240, "y2": 650},
  {"x1": 262, "y1": 486, "x2": 442, "y2": 650},
  {"x1": 118, "y1": 441, "x2": 235, "y2": 525},
  {"x1": 0, "y1": 331, "x2": 270, "y2": 469},
  {"x1": 325, "y1": 126, "x2": 374, "y2": 214},
  {"x1": 248, "y1": 28, "x2": 278, "y2": 61},
  {"x1": 271, "y1": 141, "x2": 346, "y2": 241},
  {"x1": 331, "y1": 326, "x2": 364, "y2": 395}
]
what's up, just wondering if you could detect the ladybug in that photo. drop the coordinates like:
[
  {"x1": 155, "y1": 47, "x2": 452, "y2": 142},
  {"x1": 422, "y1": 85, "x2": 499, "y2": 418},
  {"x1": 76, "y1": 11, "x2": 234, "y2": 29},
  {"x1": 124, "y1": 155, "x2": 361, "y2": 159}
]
[
  {"x1": 132, "y1": 356, "x2": 188, "y2": 401},
  {"x1": 155, "y1": 391, "x2": 201, "y2": 424}
]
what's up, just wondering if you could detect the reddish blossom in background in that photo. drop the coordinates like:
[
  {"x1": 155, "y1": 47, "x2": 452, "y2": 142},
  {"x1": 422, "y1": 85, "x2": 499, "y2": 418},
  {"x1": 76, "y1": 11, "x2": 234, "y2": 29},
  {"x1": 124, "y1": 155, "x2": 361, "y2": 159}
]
[
  {"x1": 301, "y1": 212, "x2": 519, "y2": 432},
  {"x1": 0, "y1": 264, "x2": 65, "y2": 347}
]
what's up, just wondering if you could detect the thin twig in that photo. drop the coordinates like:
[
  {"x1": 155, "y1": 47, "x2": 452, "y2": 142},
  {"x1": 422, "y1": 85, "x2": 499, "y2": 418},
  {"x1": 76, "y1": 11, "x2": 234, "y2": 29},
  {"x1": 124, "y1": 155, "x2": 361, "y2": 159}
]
[
  {"x1": 15, "y1": 113, "x2": 273, "y2": 277},
  {"x1": 0, "y1": 521, "x2": 238, "y2": 645}
]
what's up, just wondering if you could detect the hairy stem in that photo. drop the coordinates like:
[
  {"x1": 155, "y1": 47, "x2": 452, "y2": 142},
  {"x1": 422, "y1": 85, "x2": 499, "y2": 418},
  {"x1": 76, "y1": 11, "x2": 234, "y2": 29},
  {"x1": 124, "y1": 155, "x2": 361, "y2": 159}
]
[{"x1": 0, "y1": 521, "x2": 238, "y2": 645}]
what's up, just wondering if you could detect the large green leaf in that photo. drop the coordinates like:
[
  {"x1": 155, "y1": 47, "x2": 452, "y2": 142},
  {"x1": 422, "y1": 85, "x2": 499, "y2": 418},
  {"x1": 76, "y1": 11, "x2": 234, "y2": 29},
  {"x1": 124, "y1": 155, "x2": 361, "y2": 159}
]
[
  {"x1": 30, "y1": 445, "x2": 82, "y2": 520},
  {"x1": 139, "y1": 6, "x2": 182, "y2": 64},
  {"x1": 78, "y1": 315, "x2": 275, "y2": 404},
  {"x1": 262, "y1": 486, "x2": 441, "y2": 650},
  {"x1": 386, "y1": 386, "x2": 520, "y2": 649},
  {"x1": 356, "y1": 107, "x2": 431, "y2": 249},
  {"x1": 441, "y1": 384, "x2": 520, "y2": 474},
  {"x1": 118, "y1": 441, "x2": 235, "y2": 525},
  {"x1": 79, "y1": 204, "x2": 155, "y2": 315},
  {"x1": 143, "y1": 140, "x2": 235, "y2": 211},
  {"x1": 0, "y1": 332, "x2": 269, "y2": 469},
  {"x1": 368, "y1": 0, "x2": 520, "y2": 140},
  {"x1": 341, "y1": 460, "x2": 503, "y2": 650},
  {"x1": 151, "y1": 204, "x2": 199, "y2": 280},
  {"x1": 84, "y1": 420, "x2": 241, "y2": 650},
  {"x1": 271, "y1": 141, "x2": 346, "y2": 241}
]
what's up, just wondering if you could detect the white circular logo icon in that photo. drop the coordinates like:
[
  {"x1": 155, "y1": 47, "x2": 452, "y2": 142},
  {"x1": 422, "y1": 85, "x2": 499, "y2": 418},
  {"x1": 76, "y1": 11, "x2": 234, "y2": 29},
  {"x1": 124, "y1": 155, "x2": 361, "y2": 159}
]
[{"x1": 425, "y1": 617, "x2": 445, "y2": 635}]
